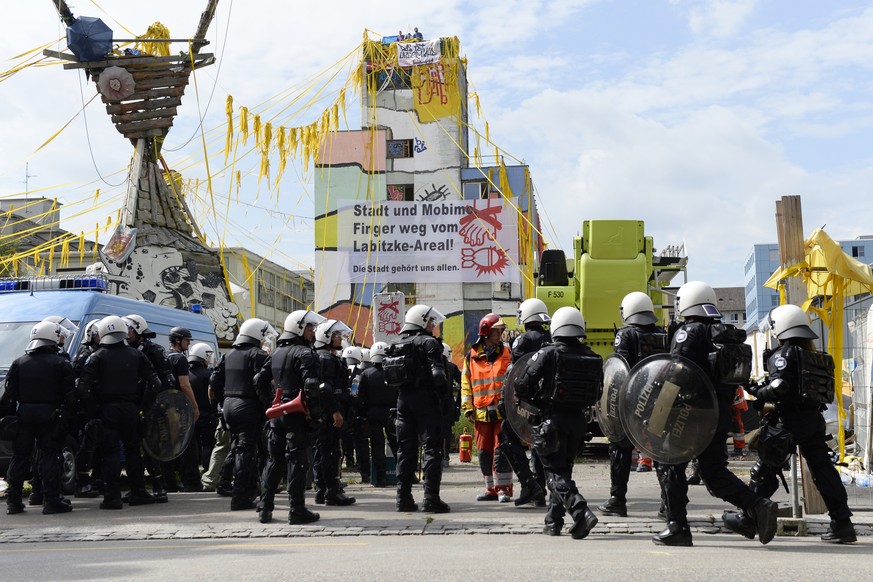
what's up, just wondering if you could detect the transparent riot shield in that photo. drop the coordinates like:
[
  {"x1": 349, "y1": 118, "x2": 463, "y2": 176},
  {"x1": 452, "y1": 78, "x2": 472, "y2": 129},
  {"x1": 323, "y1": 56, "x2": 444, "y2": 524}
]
[
  {"x1": 619, "y1": 354, "x2": 717, "y2": 464},
  {"x1": 142, "y1": 389, "x2": 195, "y2": 462},
  {"x1": 503, "y1": 352, "x2": 536, "y2": 445},
  {"x1": 596, "y1": 354, "x2": 631, "y2": 446}
]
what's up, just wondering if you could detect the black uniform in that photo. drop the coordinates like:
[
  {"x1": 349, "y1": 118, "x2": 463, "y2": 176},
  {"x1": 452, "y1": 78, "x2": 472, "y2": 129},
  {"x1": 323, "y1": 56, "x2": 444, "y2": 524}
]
[
  {"x1": 313, "y1": 349, "x2": 354, "y2": 504},
  {"x1": 257, "y1": 336, "x2": 325, "y2": 522},
  {"x1": 441, "y1": 358, "x2": 461, "y2": 466},
  {"x1": 608, "y1": 324, "x2": 667, "y2": 511},
  {"x1": 345, "y1": 363, "x2": 371, "y2": 482},
  {"x1": 394, "y1": 329, "x2": 450, "y2": 511},
  {"x1": 72, "y1": 342, "x2": 103, "y2": 497},
  {"x1": 211, "y1": 341, "x2": 271, "y2": 509},
  {"x1": 78, "y1": 342, "x2": 160, "y2": 506},
  {"x1": 3, "y1": 346, "x2": 76, "y2": 513},
  {"x1": 750, "y1": 341, "x2": 854, "y2": 539},
  {"x1": 514, "y1": 337, "x2": 602, "y2": 537},
  {"x1": 497, "y1": 326, "x2": 550, "y2": 502},
  {"x1": 189, "y1": 359, "x2": 217, "y2": 470},
  {"x1": 135, "y1": 337, "x2": 176, "y2": 496},
  {"x1": 358, "y1": 362, "x2": 398, "y2": 486},
  {"x1": 658, "y1": 318, "x2": 775, "y2": 545},
  {"x1": 167, "y1": 350, "x2": 201, "y2": 490}
]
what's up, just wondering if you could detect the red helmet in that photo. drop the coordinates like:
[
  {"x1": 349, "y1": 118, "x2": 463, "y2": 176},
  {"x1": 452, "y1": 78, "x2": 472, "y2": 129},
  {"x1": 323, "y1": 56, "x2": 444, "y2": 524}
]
[{"x1": 478, "y1": 313, "x2": 507, "y2": 336}]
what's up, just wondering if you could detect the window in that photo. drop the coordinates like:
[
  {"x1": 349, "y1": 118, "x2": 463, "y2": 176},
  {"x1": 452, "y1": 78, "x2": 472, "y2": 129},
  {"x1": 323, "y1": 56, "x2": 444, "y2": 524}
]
[
  {"x1": 387, "y1": 139, "x2": 413, "y2": 159},
  {"x1": 852, "y1": 246, "x2": 865, "y2": 258},
  {"x1": 387, "y1": 184, "x2": 414, "y2": 201},
  {"x1": 730, "y1": 313, "x2": 739, "y2": 323},
  {"x1": 771, "y1": 295, "x2": 780, "y2": 306}
]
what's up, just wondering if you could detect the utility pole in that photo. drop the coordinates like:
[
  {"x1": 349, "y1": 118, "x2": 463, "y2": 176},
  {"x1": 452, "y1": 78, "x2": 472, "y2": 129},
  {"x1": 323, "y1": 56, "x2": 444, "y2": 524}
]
[{"x1": 22, "y1": 163, "x2": 37, "y2": 200}]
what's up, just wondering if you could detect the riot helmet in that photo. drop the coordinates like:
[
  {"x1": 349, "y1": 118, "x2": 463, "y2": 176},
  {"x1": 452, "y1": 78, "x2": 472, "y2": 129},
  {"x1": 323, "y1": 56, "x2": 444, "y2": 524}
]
[
  {"x1": 516, "y1": 298, "x2": 551, "y2": 326},
  {"x1": 620, "y1": 291, "x2": 658, "y2": 325},
  {"x1": 443, "y1": 342, "x2": 452, "y2": 359},
  {"x1": 188, "y1": 342, "x2": 214, "y2": 365},
  {"x1": 370, "y1": 341, "x2": 389, "y2": 364},
  {"x1": 98, "y1": 315, "x2": 129, "y2": 345},
  {"x1": 361, "y1": 348, "x2": 371, "y2": 363},
  {"x1": 27, "y1": 321, "x2": 63, "y2": 352},
  {"x1": 280, "y1": 310, "x2": 326, "y2": 340},
  {"x1": 314, "y1": 319, "x2": 353, "y2": 349},
  {"x1": 675, "y1": 281, "x2": 720, "y2": 319},
  {"x1": 401, "y1": 304, "x2": 446, "y2": 333},
  {"x1": 550, "y1": 307, "x2": 586, "y2": 339},
  {"x1": 122, "y1": 314, "x2": 156, "y2": 338},
  {"x1": 41, "y1": 315, "x2": 78, "y2": 345},
  {"x1": 83, "y1": 318, "x2": 101, "y2": 345},
  {"x1": 234, "y1": 318, "x2": 278, "y2": 346},
  {"x1": 169, "y1": 326, "x2": 193, "y2": 346},
  {"x1": 342, "y1": 345, "x2": 363, "y2": 365},
  {"x1": 768, "y1": 304, "x2": 818, "y2": 341}
]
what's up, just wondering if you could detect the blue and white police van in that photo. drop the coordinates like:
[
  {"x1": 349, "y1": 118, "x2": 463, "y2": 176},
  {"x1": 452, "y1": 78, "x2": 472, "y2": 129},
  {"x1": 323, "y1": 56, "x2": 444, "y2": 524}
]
[{"x1": 0, "y1": 274, "x2": 219, "y2": 492}]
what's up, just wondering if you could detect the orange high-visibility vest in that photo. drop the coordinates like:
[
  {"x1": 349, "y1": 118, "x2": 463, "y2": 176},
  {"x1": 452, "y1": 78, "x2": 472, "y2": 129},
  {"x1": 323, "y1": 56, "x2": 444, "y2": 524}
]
[{"x1": 461, "y1": 342, "x2": 511, "y2": 422}]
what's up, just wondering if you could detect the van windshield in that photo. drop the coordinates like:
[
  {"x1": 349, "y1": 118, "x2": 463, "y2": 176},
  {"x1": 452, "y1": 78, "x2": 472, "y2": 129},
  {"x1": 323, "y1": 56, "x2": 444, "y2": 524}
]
[{"x1": 0, "y1": 322, "x2": 39, "y2": 371}]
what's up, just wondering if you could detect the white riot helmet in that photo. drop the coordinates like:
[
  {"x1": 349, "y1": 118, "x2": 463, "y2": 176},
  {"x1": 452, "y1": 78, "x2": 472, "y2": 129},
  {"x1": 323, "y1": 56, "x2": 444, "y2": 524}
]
[
  {"x1": 620, "y1": 292, "x2": 658, "y2": 325},
  {"x1": 27, "y1": 321, "x2": 63, "y2": 352},
  {"x1": 443, "y1": 342, "x2": 452, "y2": 359},
  {"x1": 675, "y1": 281, "x2": 720, "y2": 319},
  {"x1": 342, "y1": 346, "x2": 363, "y2": 365},
  {"x1": 768, "y1": 304, "x2": 818, "y2": 341},
  {"x1": 83, "y1": 318, "x2": 101, "y2": 344},
  {"x1": 314, "y1": 319, "x2": 353, "y2": 349},
  {"x1": 401, "y1": 304, "x2": 446, "y2": 333},
  {"x1": 370, "y1": 341, "x2": 389, "y2": 364},
  {"x1": 281, "y1": 310, "x2": 326, "y2": 340},
  {"x1": 188, "y1": 342, "x2": 215, "y2": 365},
  {"x1": 234, "y1": 318, "x2": 278, "y2": 346},
  {"x1": 516, "y1": 298, "x2": 551, "y2": 326},
  {"x1": 98, "y1": 315, "x2": 129, "y2": 345},
  {"x1": 361, "y1": 348, "x2": 371, "y2": 363},
  {"x1": 550, "y1": 307, "x2": 586, "y2": 339},
  {"x1": 122, "y1": 314, "x2": 156, "y2": 338},
  {"x1": 41, "y1": 315, "x2": 78, "y2": 345}
]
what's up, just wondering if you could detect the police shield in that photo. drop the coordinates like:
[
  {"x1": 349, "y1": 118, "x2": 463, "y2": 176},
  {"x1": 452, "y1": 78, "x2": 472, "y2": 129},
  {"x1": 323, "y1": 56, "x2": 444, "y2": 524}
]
[
  {"x1": 502, "y1": 352, "x2": 536, "y2": 445},
  {"x1": 619, "y1": 354, "x2": 717, "y2": 465},
  {"x1": 142, "y1": 389, "x2": 195, "y2": 462},
  {"x1": 595, "y1": 354, "x2": 631, "y2": 446}
]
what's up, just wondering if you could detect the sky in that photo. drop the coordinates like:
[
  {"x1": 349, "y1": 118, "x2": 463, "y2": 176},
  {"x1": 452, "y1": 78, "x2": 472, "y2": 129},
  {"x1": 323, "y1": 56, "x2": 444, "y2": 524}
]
[{"x1": 2, "y1": 0, "x2": 873, "y2": 288}]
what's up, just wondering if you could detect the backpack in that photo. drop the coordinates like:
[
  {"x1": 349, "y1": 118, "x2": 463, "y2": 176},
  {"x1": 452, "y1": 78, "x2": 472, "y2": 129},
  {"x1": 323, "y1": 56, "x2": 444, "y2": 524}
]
[
  {"x1": 708, "y1": 323, "x2": 752, "y2": 386},
  {"x1": 796, "y1": 347, "x2": 835, "y2": 405},
  {"x1": 383, "y1": 336, "x2": 419, "y2": 392},
  {"x1": 548, "y1": 348, "x2": 603, "y2": 409}
]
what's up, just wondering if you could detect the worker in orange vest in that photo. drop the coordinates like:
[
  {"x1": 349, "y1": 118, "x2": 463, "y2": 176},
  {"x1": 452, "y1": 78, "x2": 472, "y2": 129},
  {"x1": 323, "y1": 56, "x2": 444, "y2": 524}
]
[{"x1": 462, "y1": 314, "x2": 514, "y2": 502}]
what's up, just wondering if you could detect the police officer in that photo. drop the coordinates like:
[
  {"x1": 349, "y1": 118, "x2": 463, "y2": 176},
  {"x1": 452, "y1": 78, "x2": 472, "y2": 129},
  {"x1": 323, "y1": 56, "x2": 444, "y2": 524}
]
[
  {"x1": 3, "y1": 321, "x2": 77, "y2": 515},
  {"x1": 392, "y1": 304, "x2": 451, "y2": 513},
  {"x1": 312, "y1": 319, "x2": 356, "y2": 506},
  {"x1": 654, "y1": 281, "x2": 778, "y2": 546},
  {"x1": 600, "y1": 292, "x2": 668, "y2": 518},
  {"x1": 257, "y1": 310, "x2": 327, "y2": 524},
  {"x1": 166, "y1": 326, "x2": 202, "y2": 491},
  {"x1": 78, "y1": 316, "x2": 161, "y2": 509},
  {"x1": 358, "y1": 341, "x2": 398, "y2": 487},
  {"x1": 188, "y1": 342, "x2": 217, "y2": 473},
  {"x1": 441, "y1": 342, "x2": 461, "y2": 469},
  {"x1": 210, "y1": 318, "x2": 275, "y2": 510},
  {"x1": 512, "y1": 307, "x2": 601, "y2": 538},
  {"x1": 73, "y1": 319, "x2": 103, "y2": 499},
  {"x1": 342, "y1": 345, "x2": 370, "y2": 484},
  {"x1": 124, "y1": 314, "x2": 176, "y2": 501},
  {"x1": 728, "y1": 305, "x2": 856, "y2": 543},
  {"x1": 498, "y1": 298, "x2": 550, "y2": 507}
]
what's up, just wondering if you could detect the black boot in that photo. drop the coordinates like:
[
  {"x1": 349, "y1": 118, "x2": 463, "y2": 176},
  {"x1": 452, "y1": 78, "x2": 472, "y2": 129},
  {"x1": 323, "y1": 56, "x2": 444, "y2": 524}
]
[
  {"x1": 652, "y1": 521, "x2": 693, "y2": 546},
  {"x1": 28, "y1": 492, "x2": 44, "y2": 506},
  {"x1": 514, "y1": 481, "x2": 545, "y2": 507},
  {"x1": 289, "y1": 507, "x2": 320, "y2": 524},
  {"x1": 325, "y1": 490, "x2": 356, "y2": 506},
  {"x1": 422, "y1": 497, "x2": 450, "y2": 513},
  {"x1": 568, "y1": 507, "x2": 599, "y2": 539},
  {"x1": 230, "y1": 497, "x2": 256, "y2": 511},
  {"x1": 821, "y1": 519, "x2": 857, "y2": 544},
  {"x1": 749, "y1": 498, "x2": 778, "y2": 545},
  {"x1": 257, "y1": 501, "x2": 273, "y2": 524},
  {"x1": 100, "y1": 495, "x2": 123, "y2": 510},
  {"x1": 6, "y1": 496, "x2": 25, "y2": 515},
  {"x1": 542, "y1": 520, "x2": 563, "y2": 536},
  {"x1": 42, "y1": 497, "x2": 73, "y2": 515},
  {"x1": 129, "y1": 489, "x2": 156, "y2": 506},
  {"x1": 597, "y1": 496, "x2": 627, "y2": 517},
  {"x1": 722, "y1": 510, "x2": 756, "y2": 539},
  {"x1": 76, "y1": 483, "x2": 101, "y2": 498}
]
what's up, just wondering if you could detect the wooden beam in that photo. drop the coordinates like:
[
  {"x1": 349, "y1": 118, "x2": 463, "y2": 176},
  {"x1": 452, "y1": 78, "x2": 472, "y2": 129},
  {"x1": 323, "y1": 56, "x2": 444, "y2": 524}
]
[
  {"x1": 104, "y1": 97, "x2": 183, "y2": 114},
  {"x1": 61, "y1": 53, "x2": 213, "y2": 70},
  {"x1": 112, "y1": 107, "x2": 179, "y2": 124}
]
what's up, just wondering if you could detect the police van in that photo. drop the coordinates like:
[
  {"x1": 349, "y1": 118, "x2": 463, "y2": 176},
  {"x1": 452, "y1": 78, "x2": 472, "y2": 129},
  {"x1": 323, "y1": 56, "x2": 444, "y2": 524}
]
[{"x1": 0, "y1": 275, "x2": 219, "y2": 493}]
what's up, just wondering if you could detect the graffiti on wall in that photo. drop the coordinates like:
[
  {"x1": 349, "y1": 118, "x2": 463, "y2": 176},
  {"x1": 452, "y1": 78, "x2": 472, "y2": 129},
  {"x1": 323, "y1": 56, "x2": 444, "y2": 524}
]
[{"x1": 101, "y1": 246, "x2": 240, "y2": 341}]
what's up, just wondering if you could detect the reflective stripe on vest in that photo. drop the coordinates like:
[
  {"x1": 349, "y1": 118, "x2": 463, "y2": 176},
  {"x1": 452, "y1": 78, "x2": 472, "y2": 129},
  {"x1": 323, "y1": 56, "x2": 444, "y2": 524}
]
[{"x1": 469, "y1": 346, "x2": 511, "y2": 410}]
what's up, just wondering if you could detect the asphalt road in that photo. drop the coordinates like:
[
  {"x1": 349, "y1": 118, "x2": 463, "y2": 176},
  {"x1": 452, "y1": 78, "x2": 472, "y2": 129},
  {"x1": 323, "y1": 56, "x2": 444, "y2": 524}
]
[{"x1": 2, "y1": 534, "x2": 867, "y2": 582}]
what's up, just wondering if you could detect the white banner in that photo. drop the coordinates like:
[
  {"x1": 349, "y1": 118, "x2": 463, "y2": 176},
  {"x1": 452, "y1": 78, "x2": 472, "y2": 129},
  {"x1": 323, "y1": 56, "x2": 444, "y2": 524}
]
[
  {"x1": 397, "y1": 40, "x2": 441, "y2": 67},
  {"x1": 372, "y1": 292, "x2": 406, "y2": 343},
  {"x1": 337, "y1": 199, "x2": 519, "y2": 284}
]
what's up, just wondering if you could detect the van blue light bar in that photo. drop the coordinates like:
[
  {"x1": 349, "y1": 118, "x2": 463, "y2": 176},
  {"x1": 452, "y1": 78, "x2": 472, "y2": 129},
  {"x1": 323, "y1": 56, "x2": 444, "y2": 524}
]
[{"x1": 0, "y1": 274, "x2": 110, "y2": 293}]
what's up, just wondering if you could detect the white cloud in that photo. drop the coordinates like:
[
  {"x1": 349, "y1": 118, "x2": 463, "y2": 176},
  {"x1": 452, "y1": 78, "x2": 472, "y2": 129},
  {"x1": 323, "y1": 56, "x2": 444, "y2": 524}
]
[{"x1": 679, "y1": 0, "x2": 759, "y2": 38}]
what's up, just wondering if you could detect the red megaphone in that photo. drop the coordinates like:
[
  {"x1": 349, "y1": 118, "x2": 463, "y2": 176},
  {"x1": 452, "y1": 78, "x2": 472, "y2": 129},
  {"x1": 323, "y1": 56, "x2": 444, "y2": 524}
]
[{"x1": 265, "y1": 388, "x2": 308, "y2": 419}]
